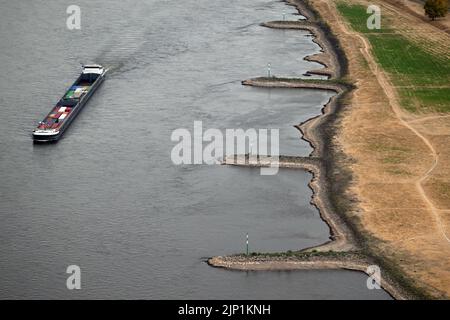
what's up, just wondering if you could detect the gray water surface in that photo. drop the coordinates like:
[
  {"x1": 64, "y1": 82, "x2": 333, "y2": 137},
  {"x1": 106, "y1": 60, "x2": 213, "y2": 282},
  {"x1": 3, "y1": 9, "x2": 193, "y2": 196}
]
[{"x1": 0, "y1": 0, "x2": 390, "y2": 299}]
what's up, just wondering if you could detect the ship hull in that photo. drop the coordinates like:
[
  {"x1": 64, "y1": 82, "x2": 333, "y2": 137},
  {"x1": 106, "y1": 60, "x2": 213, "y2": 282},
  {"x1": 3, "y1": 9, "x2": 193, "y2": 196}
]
[{"x1": 32, "y1": 65, "x2": 106, "y2": 142}]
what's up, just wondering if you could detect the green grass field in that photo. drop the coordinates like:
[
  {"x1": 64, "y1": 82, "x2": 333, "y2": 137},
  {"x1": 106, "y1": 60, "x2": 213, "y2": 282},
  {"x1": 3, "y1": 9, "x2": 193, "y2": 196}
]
[
  {"x1": 336, "y1": 3, "x2": 393, "y2": 34},
  {"x1": 337, "y1": 2, "x2": 450, "y2": 113}
]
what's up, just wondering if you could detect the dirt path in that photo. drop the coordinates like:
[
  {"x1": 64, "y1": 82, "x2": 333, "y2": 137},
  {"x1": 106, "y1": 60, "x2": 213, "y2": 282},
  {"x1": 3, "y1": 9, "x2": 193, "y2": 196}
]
[
  {"x1": 408, "y1": 114, "x2": 450, "y2": 124},
  {"x1": 327, "y1": 0, "x2": 450, "y2": 244}
]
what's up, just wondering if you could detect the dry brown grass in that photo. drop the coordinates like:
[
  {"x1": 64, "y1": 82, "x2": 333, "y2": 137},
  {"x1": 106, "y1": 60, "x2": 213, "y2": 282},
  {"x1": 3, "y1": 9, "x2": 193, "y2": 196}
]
[
  {"x1": 310, "y1": 0, "x2": 450, "y2": 298},
  {"x1": 414, "y1": 118, "x2": 450, "y2": 209},
  {"x1": 393, "y1": 0, "x2": 450, "y2": 33}
]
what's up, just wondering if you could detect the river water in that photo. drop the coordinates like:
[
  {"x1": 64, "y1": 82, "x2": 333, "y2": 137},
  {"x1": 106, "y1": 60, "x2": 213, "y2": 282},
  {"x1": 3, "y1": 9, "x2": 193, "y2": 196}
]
[{"x1": 0, "y1": 0, "x2": 390, "y2": 299}]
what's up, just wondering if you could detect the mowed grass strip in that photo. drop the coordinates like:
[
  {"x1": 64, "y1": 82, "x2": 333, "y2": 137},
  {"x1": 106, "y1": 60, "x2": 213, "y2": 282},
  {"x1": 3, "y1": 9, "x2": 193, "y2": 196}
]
[
  {"x1": 337, "y1": 2, "x2": 450, "y2": 113},
  {"x1": 367, "y1": 35, "x2": 450, "y2": 87},
  {"x1": 400, "y1": 87, "x2": 450, "y2": 113}
]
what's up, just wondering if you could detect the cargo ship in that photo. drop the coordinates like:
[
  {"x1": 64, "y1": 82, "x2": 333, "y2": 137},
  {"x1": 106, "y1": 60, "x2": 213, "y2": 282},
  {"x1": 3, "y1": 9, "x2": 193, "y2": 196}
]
[{"x1": 32, "y1": 64, "x2": 107, "y2": 142}]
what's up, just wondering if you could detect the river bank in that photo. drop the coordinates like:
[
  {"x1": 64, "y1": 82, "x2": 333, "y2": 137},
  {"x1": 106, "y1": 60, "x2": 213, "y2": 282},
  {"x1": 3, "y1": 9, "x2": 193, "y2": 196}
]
[
  {"x1": 208, "y1": 0, "x2": 417, "y2": 300},
  {"x1": 208, "y1": 251, "x2": 406, "y2": 299},
  {"x1": 224, "y1": 77, "x2": 355, "y2": 253}
]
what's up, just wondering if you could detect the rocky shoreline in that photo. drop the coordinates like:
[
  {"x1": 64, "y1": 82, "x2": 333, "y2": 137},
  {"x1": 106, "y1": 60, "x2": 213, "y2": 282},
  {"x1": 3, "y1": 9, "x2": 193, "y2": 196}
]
[
  {"x1": 207, "y1": 0, "x2": 412, "y2": 300},
  {"x1": 223, "y1": 77, "x2": 355, "y2": 253},
  {"x1": 260, "y1": 20, "x2": 338, "y2": 78},
  {"x1": 208, "y1": 253, "x2": 407, "y2": 300}
]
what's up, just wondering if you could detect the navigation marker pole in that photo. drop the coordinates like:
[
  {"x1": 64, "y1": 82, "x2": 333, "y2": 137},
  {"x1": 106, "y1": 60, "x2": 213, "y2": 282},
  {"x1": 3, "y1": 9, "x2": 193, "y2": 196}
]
[
  {"x1": 249, "y1": 140, "x2": 256, "y2": 165},
  {"x1": 283, "y1": 12, "x2": 286, "y2": 21},
  {"x1": 246, "y1": 233, "x2": 249, "y2": 256},
  {"x1": 267, "y1": 63, "x2": 271, "y2": 78}
]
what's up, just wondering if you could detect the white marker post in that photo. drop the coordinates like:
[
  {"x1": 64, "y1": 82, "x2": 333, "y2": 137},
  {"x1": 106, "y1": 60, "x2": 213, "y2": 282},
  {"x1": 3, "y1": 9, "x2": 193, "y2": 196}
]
[
  {"x1": 267, "y1": 63, "x2": 271, "y2": 78},
  {"x1": 283, "y1": 12, "x2": 286, "y2": 21},
  {"x1": 246, "y1": 233, "x2": 249, "y2": 256}
]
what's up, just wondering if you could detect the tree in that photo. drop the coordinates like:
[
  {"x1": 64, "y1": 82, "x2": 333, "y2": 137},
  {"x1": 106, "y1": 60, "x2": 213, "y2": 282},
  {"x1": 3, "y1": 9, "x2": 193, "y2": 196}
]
[{"x1": 424, "y1": 0, "x2": 448, "y2": 20}]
